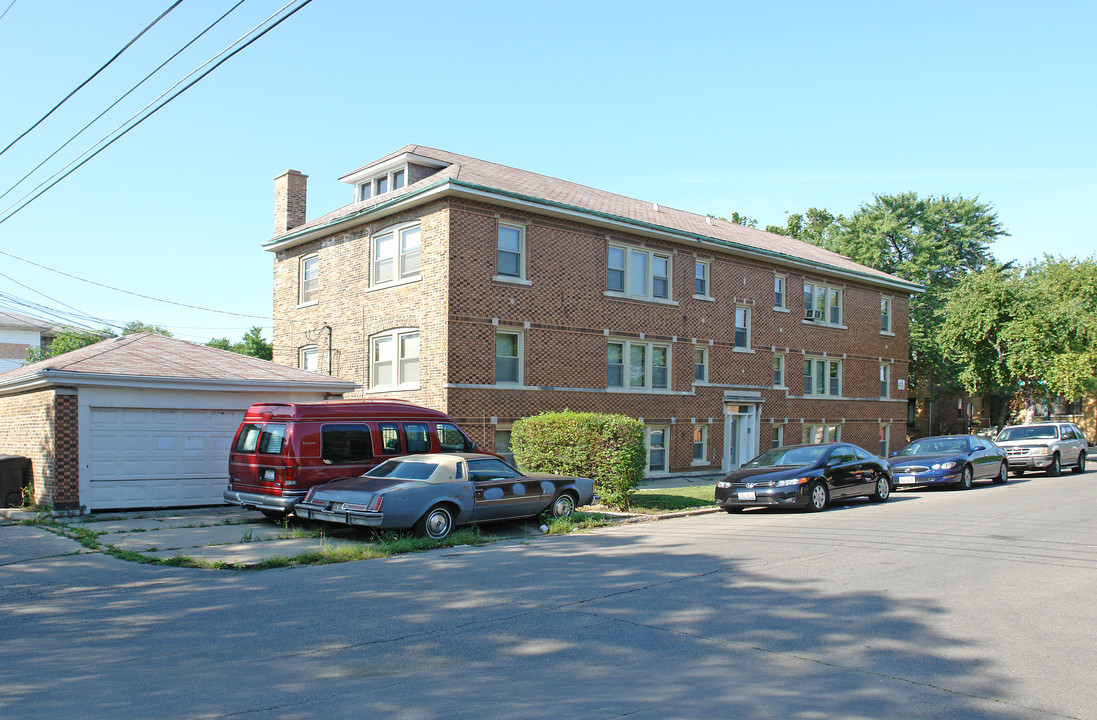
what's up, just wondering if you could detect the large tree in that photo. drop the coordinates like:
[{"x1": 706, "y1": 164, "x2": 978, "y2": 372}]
[
  {"x1": 941, "y1": 256, "x2": 1097, "y2": 427},
  {"x1": 207, "y1": 326, "x2": 273, "y2": 361},
  {"x1": 770, "y1": 193, "x2": 1007, "y2": 391}
]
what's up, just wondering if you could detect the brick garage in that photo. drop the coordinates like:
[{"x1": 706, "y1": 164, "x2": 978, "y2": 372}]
[
  {"x1": 268, "y1": 146, "x2": 919, "y2": 475},
  {"x1": 0, "y1": 333, "x2": 355, "y2": 512}
]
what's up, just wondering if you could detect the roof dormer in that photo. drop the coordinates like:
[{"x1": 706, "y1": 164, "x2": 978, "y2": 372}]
[{"x1": 339, "y1": 151, "x2": 450, "y2": 203}]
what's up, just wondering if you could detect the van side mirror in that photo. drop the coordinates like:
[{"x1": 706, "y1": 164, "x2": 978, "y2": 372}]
[{"x1": 466, "y1": 440, "x2": 477, "y2": 452}]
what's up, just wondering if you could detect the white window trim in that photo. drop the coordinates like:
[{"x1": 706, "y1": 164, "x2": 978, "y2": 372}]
[
  {"x1": 369, "y1": 222, "x2": 423, "y2": 290},
  {"x1": 606, "y1": 242, "x2": 676, "y2": 304},
  {"x1": 880, "y1": 295, "x2": 894, "y2": 336},
  {"x1": 357, "y1": 164, "x2": 408, "y2": 201},
  {"x1": 495, "y1": 329, "x2": 524, "y2": 386},
  {"x1": 368, "y1": 327, "x2": 420, "y2": 391},
  {"x1": 693, "y1": 346, "x2": 708, "y2": 384},
  {"x1": 693, "y1": 260, "x2": 713, "y2": 301},
  {"x1": 493, "y1": 424, "x2": 515, "y2": 465},
  {"x1": 880, "y1": 363, "x2": 891, "y2": 399},
  {"x1": 691, "y1": 425, "x2": 709, "y2": 466},
  {"x1": 607, "y1": 339, "x2": 672, "y2": 392},
  {"x1": 803, "y1": 281, "x2": 844, "y2": 327},
  {"x1": 496, "y1": 220, "x2": 528, "y2": 284},
  {"x1": 299, "y1": 345, "x2": 318, "y2": 372},
  {"x1": 298, "y1": 253, "x2": 319, "y2": 306},
  {"x1": 773, "y1": 353, "x2": 786, "y2": 389},
  {"x1": 773, "y1": 274, "x2": 787, "y2": 311},
  {"x1": 734, "y1": 305, "x2": 752, "y2": 351},
  {"x1": 771, "y1": 423, "x2": 785, "y2": 449},
  {"x1": 803, "y1": 356, "x2": 843, "y2": 398},
  {"x1": 801, "y1": 423, "x2": 842, "y2": 444}
]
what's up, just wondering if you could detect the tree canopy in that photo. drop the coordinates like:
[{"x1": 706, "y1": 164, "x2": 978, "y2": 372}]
[
  {"x1": 24, "y1": 321, "x2": 172, "y2": 363},
  {"x1": 207, "y1": 326, "x2": 273, "y2": 361}
]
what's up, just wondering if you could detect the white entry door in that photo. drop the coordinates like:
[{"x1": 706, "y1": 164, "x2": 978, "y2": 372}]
[{"x1": 723, "y1": 404, "x2": 758, "y2": 472}]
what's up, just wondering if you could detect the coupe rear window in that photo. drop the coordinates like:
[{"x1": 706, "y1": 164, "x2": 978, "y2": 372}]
[
  {"x1": 366, "y1": 459, "x2": 437, "y2": 481},
  {"x1": 997, "y1": 426, "x2": 1058, "y2": 441}
]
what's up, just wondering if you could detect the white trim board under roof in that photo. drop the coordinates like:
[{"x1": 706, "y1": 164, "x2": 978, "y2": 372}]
[{"x1": 269, "y1": 146, "x2": 922, "y2": 295}]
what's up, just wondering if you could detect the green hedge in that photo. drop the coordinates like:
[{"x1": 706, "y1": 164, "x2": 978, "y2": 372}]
[{"x1": 511, "y1": 411, "x2": 645, "y2": 510}]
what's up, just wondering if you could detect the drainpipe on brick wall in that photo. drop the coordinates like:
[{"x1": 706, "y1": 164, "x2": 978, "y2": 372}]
[{"x1": 323, "y1": 324, "x2": 332, "y2": 375}]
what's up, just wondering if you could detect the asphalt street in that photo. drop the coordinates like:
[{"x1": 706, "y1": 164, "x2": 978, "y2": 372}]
[{"x1": 2, "y1": 470, "x2": 1095, "y2": 719}]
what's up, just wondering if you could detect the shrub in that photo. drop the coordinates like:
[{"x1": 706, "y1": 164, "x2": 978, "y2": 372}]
[{"x1": 511, "y1": 411, "x2": 645, "y2": 510}]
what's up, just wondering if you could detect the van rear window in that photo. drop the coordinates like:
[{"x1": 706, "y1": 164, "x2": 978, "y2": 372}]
[
  {"x1": 258, "y1": 425, "x2": 287, "y2": 454},
  {"x1": 437, "y1": 422, "x2": 468, "y2": 452},
  {"x1": 235, "y1": 424, "x2": 262, "y2": 452},
  {"x1": 322, "y1": 424, "x2": 374, "y2": 464}
]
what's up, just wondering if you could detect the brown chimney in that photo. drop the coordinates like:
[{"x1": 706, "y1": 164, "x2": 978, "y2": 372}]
[{"x1": 273, "y1": 169, "x2": 308, "y2": 234}]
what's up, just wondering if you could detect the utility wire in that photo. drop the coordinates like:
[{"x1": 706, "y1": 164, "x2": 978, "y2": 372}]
[
  {"x1": 0, "y1": 0, "x2": 19, "y2": 24},
  {"x1": 0, "y1": 0, "x2": 183, "y2": 159},
  {"x1": 0, "y1": 0, "x2": 315, "y2": 224},
  {"x1": 0, "y1": 0, "x2": 249, "y2": 204}
]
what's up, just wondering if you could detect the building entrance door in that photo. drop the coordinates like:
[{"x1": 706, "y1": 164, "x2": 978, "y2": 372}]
[{"x1": 723, "y1": 403, "x2": 758, "y2": 472}]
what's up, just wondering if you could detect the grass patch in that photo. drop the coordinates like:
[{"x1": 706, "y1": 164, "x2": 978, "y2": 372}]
[
  {"x1": 542, "y1": 510, "x2": 616, "y2": 535},
  {"x1": 628, "y1": 485, "x2": 717, "y2": 514}
]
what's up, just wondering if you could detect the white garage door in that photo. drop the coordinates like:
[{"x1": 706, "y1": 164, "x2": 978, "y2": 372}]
[{"x1": 85, "y1": 407, "x2": 242, "y2": 510}]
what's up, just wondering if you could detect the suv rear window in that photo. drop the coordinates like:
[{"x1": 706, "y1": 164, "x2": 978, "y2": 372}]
[{"x1": 321, "y1": 424, "x2": 374, "y2": 464}]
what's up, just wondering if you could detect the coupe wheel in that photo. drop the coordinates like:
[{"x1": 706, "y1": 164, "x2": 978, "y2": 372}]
[
  {"x1": 992, "y1": 462, "x2": 1009, "y2": 484},
  {"x1": 805, "y1": 482, "x2": 828, "y2": 512},
  {"x1": 550, "y1": 492, "x2": 577, "y2": 518},
  {"x1": 955, "y1": 465, "x2": 973, "y2": 490},
  {"x1": 1047, "y1": 454, "x2": 1061, "y2": 477},
  {"x1": 868, "y1": 473, "x2": 891, "y2": 502},
  {"x1": 1072, "y1": 451, "x2": 1086, "y2": 474},
  {"x1": 414, "y1": 504, "x2": 454, "y2": 541}
]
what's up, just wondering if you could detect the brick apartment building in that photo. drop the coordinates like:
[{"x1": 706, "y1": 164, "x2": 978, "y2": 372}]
[{"x1": 267, "y1": 146, "x2": 920, "y2": 476}]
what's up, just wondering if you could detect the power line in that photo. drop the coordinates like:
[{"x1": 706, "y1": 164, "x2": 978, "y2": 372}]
[
  {"x1": 0, "y1": 0, "x2": 249, "y2": 205},
  {"x1": 0, "y1": 0, "x2": 315, "y2": 224},
  {"x1": 0, "y1": 1, "x2": 183, "y2": 159},
  {"x1": 0, "y1": 0, "x2": 19, "y2": 24}
]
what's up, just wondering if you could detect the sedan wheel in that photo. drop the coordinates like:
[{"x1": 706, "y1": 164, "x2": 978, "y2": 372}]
[
  {"x1": 550, "y1": 492, "x2": 577, "y2": 518},
  {"x1": 955, "y1": 465, "x2": 973, "y2": 490},
  {"x1": 805, "y1": 482, "x2": 828, "y2": 512},
  {"x1": 1072, "y1": 451, "x2": 1086, "y2": 474},
  {"x1": 414, "y1": 504, "x2": 454, "y2": 541},
  {"x1": 1047, "y1": 454, "x2": 1061, "y2": 477},
  {"x1": 993, "y1": 462, "x2": 1009, "y2": 484},
  {"x1": 868, "y1": 474, "x2": 891, "y2": 502}
]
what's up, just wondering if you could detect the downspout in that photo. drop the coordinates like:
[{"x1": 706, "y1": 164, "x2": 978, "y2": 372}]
[{"x1": 322, "y1": 324, "x2": 332, "y2": 375}]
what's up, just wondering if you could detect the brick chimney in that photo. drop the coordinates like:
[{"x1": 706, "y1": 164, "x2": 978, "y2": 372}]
[{"x1": 274, "y1": 169, "x2": 308, "y2": 234}]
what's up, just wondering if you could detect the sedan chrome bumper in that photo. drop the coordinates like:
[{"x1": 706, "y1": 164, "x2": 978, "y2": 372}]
[{"x1": 295, "y1": 504, "x2": 383, "y2": 527}]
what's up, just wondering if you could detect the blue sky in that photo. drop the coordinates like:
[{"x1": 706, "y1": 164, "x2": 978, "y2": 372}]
[{"x1": 0, "y1": 0, "x2": 1093, "y2": 343}]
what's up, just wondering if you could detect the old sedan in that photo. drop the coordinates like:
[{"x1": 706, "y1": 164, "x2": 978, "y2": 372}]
[
  {"x1": 889, "y1": 435, "x2": 1008, "y2": 489},
  {"x1": 715, "y1": 443, "x2": 892, "y2": 513},
  {"x1": 293, "y1": 453, "x2": 595, "y2": 540}
]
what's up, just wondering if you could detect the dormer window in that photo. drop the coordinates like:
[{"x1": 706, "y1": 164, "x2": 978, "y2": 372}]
[{"x1": 357, "y1": 166, "x2": 408, "y2": 202}]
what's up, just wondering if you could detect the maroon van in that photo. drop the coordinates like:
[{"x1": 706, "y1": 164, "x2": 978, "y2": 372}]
[{"x1": 223, "y1": 399, "x2": 479, "y2": 517}]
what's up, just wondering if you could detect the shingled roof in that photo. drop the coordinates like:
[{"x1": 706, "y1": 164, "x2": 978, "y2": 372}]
[
  {"x1": 269, "y1": 145, "x2": 920, "y2": 292},
  {"x1": 0, "y1": 333, "x2": 357, "y2": 394}
]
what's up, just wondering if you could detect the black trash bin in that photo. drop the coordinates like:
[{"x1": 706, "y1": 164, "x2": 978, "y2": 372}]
[{"x1": 0, "y1": 456, "x2": 31, "y2": 508}]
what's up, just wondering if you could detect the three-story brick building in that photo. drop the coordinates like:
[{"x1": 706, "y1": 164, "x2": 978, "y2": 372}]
[{"x1": 268, "y1": 146, "x2": 919, "y2": 476}]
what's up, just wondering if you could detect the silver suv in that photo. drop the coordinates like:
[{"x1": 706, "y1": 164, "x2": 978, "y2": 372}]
[{"x1": 994, "y1": 422, "x2": 1088, "y2": 477}]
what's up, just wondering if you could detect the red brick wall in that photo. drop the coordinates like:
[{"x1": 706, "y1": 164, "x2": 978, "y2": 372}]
[
  {"x1": 0, "y1": 389, "x2": 79, "y2": 509},
  {"x1": 272, "y1": 195, "x2": 910, "y2": 473}
]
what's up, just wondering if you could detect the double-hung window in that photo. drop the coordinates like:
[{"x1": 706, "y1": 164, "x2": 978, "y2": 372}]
[
  {"x1": 694, "y1": 261, "x2": 710, "y2": 298},
  {"x1": 607, "y1": 340, "x2": 670, "y2": 391},
  {"x1": 299, "y1": 345, "x2": 318, "y2": 372},
  {"x1": 495, "y1": 331, "x2": 522, "y2": 385},
  {"x1": 607, "y1": 244, "x2": 671, "y2": 301},
  {"x1": 497, "y1": 222, "x2": 526, "y2": 281},
  {"x1": 370, "y1": 329, "x2": 419, "y2": 389},
  {"x1": 734, "y1": 307, "x2": 751, "y2": 349},
  {"x1": 774, "y1": 275, "x2": 786, "y2": 310},
  {"x1": 803, "y1": 282, "x2": 842, "y2": 325},
  {"x1": 881, "y1": 297, "x2": 892, "y2": 333},
  {"x1": 880, "y1": 364, "x2": 891, "y2": 398},
  {"x1": 694, "y1": 347, "x2": 708, "y2": 383},
  {"x1": 773, "y1": 354, "x2": 785, "y2": 387},
  {"x1": 692, "y1": 426, "x2": 707, "y2": 462},
  {"x1": 803, "y1": 357, "x2": 841, "y2": 397},
  {"x1": 299, "y1": 254, "x2": 319, "y2": 304},
  {"x1": 372, "y1": 224, "x2": 421, "y2": 286},
  {"x1": 802, "y1": 424, "x2": 841, "y2": 444}
]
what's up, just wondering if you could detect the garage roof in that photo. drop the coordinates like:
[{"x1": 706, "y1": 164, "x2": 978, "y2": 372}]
[{"x1": 0, "y1": 333, "x2": 358, "y2": 395}]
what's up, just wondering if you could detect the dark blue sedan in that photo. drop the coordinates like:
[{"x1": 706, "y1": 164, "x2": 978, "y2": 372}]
[{"x1": 889, "y1": 435, "x2": 1009, "y2": 490}]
